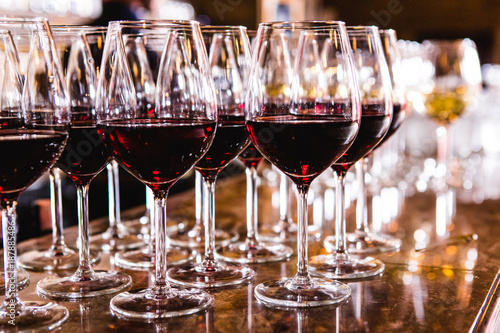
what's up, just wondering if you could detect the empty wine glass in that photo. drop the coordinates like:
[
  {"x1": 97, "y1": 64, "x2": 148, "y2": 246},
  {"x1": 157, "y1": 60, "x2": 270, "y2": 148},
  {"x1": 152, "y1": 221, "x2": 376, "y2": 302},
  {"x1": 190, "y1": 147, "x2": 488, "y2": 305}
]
[
  {"x1": 167, "y1": 25, "x2": 255, "y2": 288},
  {"x1": 17, "y1": 25, "x2": 106, "y2": 271},
  {"x1": 36, "y1": 24, "x2": 132, "y2": 299},
  {"x1": 0, "y1": 17, "x2": 69, "y2": 330},
  {"x1": 100, "y1": 20, "x2": 214, "y2": 319},
  {"x1": 248, "y1": 21, "x2": 359, "y2": 307},
  {"x1": 309, "y1": 26, "x2": 392, "y2": 279}
]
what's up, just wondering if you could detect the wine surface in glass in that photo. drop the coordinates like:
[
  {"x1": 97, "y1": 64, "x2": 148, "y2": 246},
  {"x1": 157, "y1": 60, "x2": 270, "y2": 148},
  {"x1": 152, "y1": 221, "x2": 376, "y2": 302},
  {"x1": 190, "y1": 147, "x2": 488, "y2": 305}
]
[
  {"x1": 99, "y1": 118, "x2": 216, "y2": 190},
  {"x1": 0, "y1": 129, "x2": 67, "y2": 195},
  {"x1": 247, "y1": 112, "x2": 359, "y2": 183},
  {"x1": 424, "y1": 91, "x2": 467, "y2": 125},
  {"x1": 195, "y1": 114, "x2": 250, "y2": 173},
  {"x1": 333, "y1": 103, "x2": 391, "y2": 172}
]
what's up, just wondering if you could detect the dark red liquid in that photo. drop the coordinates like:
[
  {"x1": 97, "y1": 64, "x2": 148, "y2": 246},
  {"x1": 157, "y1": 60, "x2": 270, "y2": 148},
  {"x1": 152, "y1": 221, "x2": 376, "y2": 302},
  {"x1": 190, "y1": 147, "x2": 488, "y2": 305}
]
[
  {"x1": 377, "y1": 102, "x2": 406, "y2": 147},
  {"x1": 247, "y1": 114, "x2": 359, "y2": 185},
  {"x1": 195, "y1": 115, "x2": 250, "y2": 176},
  {"x1": 99, "y1": 118, "x2": 216, "y2": 192},
  {"x1": 56, "y1": 107, "x2": 110, "y2": 185},
  {"x1": 0, "y1": 129, "x2": 67, "y2": 201},
  {"x1": 333, "y1": 103, "x2": 391, "y2": 173},
  {"x1": 238, "y1": 143, "x2": 263, "y2": 168}
]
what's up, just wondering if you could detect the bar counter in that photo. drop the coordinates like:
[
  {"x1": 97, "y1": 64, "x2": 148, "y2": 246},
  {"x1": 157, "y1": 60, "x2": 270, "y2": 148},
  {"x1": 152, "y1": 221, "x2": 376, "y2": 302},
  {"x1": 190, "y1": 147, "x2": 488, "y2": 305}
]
[{"x1": 12, "y1": 173, "x2": 500, "y2": 332}]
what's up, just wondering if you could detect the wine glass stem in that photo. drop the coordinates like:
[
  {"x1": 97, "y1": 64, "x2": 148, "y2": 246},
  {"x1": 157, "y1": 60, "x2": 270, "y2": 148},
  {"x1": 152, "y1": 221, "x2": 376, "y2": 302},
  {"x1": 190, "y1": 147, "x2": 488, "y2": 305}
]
[
  {"x1": 1, "y1": 200, "x2": 21, "y2": 307},
  {"x1": 195, "y1": 170, "x2": 203, "y2": 228},
  {"x1": 334, "y1": 170, "x2": 349, "y2": 261},
  {"x1": 279, "y1": 171, "x2": 292, "y2": 226},
  {"x1": 75, "y1": 184, "x2": 95, "y2": 279},
  {"x1": 245, "y1": 165, "x2": 259, "y2": 247},
  {"x1": 436, "y1": 125, "x2": 449, "y2": 180},
  {"x1": 153, "y1": 191, "x2": 171, "y2": 292},
  {"x1": 147, "y1": 187, "x2": 155, "y2": 254},
  {"x1": 106, "y1": 160, "x2": 120, "y2": 236},
  {"x1": 290, "y1": 183, "x2": 312, "y2": 288},
  {"x1": 355, "y1": 158, "x2": 369, "y2": 234},
  {"x1": 49, "y1": 167, "x2": 68, "y2": 253},
  {"x1": 202, "y1": 175, "x2": 217, "y2": 269}
]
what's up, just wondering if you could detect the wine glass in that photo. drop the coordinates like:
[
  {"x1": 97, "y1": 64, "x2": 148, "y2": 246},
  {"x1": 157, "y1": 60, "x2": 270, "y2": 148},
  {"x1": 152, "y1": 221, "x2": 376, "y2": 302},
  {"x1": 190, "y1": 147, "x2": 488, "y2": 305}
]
[
  {"x1": 324, "y1": 28, "x2": 406, "y2": 254},
  {"x1": 309, "y1": 26, "x2": 392, "y2": 279},
  {"x1": 36, "y1": 24, "x2": 132, "y2": 299},
  {"x1": 17, "y1": 25, "x2": 106, "y2": 271},
  {"x1": 0, "y1": 18, "x2": 69, "y2": 330},
  {"x1": 248, "y1": 21, "x2": 358, "y2": 307},
  {"x1": 112, "y1": 29, "x2": 195, "y2": 269},
  {"x1": 418, "y1": 38, "x2": 482, "y2": 190},
  {"x1": 167, "y1": 25, "x2": 255, "y2": 288},
  {"x1": 100, "y1": 20, "x2": 214, "y2": 319}
]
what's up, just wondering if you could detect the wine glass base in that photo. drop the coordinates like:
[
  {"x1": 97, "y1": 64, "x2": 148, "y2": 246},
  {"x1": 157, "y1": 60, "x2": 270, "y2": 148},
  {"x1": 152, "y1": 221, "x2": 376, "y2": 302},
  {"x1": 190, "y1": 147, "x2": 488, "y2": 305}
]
[
  {"x1": 167, "y1": 262, "x2": 255, "y2": 288},
  {"x1": 168, "y1": 226, "x2": 239, "y2": 248},
  {"x1": 258, "y1": 222, "x2": 321, "y2": 243},
  {"x1": 18, "y1": 248, "x2": 101, "y2": 271},
  {"x1": 254, "y1": 277, "x2": 351, "y2": 308},
  {"x1": 0, "y1": 301, "x2": 68, "y2": 331},
  {"x1": 308, "y1": 255, "x2": 385, "y2": 280},
  {"x1": 110, "y1": 287, "x2": 212, "y2": 321},
  {"x1": 89, "y1": 233, "x2": 144, "y2": 252},
  {"x1": 323, "y1": 232, "x2": 401, "y2": 254},
  {"x1": 218, "y1": 241, "x2": 293, "y2": 264},
  {"x1": 118, "y1": 216, "x2": 150, "y2": 236},
  {"x1": 0, "y1": 268, "x2": 30, "y2": 293},
  {"x1": 36, "y1": 270, "x2": 132, "y2": 299},
  {"x1": 113, "y1": 246, "x2": 194, "y2": 270}
]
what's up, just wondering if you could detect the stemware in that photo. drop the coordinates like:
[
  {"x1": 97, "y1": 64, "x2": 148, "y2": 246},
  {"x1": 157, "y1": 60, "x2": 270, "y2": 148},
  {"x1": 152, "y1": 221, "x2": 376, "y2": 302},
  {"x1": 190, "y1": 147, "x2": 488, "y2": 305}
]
[
  {"x1": 17, "y1": 25, "x2": 106, "y2": 271},
  {"x1": 309, "y1": 26, "x2": 392, "y2": 279},
  {"x1": 100, "y1": 20, "x2": 214, "y2": 319},
  {"x1": 36, "y1": 25, "x2": 132, "y2": 299},
  {"x1": 324, "y1": 28, "x2": 406, "y2": 254},
  {"x1": 248, "y1": 21, "x2": 359, "y2": 307},
  {"x1": 418, "y1": 38, "x2": 482, "y2": 190},
  {"x1": 0, "y1": 18, "x2": 69, "y2": 330},
  {"x1": 112, "y1": 29, "x2": 195, "y2": 269},
  {"x1": 167, "y1": 25, "x2": 255, "y2": 288}
]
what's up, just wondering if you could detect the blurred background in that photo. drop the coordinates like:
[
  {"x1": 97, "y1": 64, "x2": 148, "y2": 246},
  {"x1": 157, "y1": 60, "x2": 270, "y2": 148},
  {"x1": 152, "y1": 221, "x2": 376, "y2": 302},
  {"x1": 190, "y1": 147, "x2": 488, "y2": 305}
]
[{"x1": 8, "y1": 0, "x2": 500, "y2": 241}]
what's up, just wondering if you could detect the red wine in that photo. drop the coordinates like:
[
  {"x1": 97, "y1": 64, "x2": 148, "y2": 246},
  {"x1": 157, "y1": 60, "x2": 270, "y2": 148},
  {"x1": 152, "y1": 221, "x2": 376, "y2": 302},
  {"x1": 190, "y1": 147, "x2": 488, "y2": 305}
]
[
  {"x1": 377, "y1": 102, "x2": 406, "y2": 147},
  {"x1": 56, "y1": 107, "x2": 110, "y2": 185},
  {"x1": 195, "y1": 115, "x2": 250, "y2": 176},
  {"x1": 238, "y1": 143, "x2": 263, "y2": 168},
  {"x1": 99, "y1": 118, "x2": 216, "y2": 192},
  {"x1": 0, "y1": 129, "x2": 67, "y2": 201},
  {"x1": 247, "y1": 114, "x2": 359, "y2": 185},
  {"x1": 332, "y1": 103, "x2": 391, "y2": 173}
]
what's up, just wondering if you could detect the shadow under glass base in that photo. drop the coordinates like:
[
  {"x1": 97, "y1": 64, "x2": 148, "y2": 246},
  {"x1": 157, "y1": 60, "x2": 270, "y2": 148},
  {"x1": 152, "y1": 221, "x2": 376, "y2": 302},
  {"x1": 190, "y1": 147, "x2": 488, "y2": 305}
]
[
  {"x1": 36, "y1": 270, "x2": 132, "y2": 300},
  {"x1": 308, "y1": 254, "x2": 385, "y2": 280},
  {"x1": 324, "y1": 232, "x2": 401, "y2": 255},
  {"x1": 0, "y1": 300, "x2": 68, "y2": 331},
  {"x1": 168, "y1": 225, "x2": 239, "y2": 249},
  {"x1": 218, "y1": 241, "x2": 293, "y2": 264},
  {"x1": 110, "y1": 287, "x2": 212, "y2": 321},
  {"x1": 167, "y1": 262, "x2": 255, "y2": 288},
  {"x1": 0, "y1": 268, "x2": 30, "y2": 293},
  {"x1": 254, "y1": 277, "x2": 351, "y2": 308},
  {"x1": 113, "y1": 246, "x2": 194, "y2": 270},
  {"x1": 18, "y1": 248, "x2": 101, "y2": 271}
]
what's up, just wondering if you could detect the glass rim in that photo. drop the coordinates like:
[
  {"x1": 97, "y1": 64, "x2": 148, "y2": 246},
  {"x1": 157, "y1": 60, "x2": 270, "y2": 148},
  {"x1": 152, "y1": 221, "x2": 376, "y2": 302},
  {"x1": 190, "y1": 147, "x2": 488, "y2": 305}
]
[
  {"x1": 259, "y1": 20, "x2": 346, "y2": 29},
  {"x1": 108, "y1": 19, "x2": 199, "y2": 29},
  {"x1": 51, "y1": 25, "x2": 107, "y2": 32}
]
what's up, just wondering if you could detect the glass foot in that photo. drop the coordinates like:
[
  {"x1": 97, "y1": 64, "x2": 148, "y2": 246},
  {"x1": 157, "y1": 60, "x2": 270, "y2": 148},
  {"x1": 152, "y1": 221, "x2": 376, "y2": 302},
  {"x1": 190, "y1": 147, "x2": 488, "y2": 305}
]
[
  {"x1": 218, "y1": 241, "x2": 293, "y2": 264},
  {"x1": 113, "y1": 246, "x2": 194, "y2": 270},
  {"x1": 110, "y1": 287, "x2": 212, "y2": 320},
  {"x1": 168, "y1": 225, "x2": 239, "y2": 248},
  {"x1": 258, "y1": 221, "x2": 321, "y2": 243},
  {"x1": 167, "y1": 262, "x2": 254, "y2": 288},
  {"x1": 18, "y1": 248, "x2": 100, "y2": 271},
  {"x1": 324, "y1": 232, "x2": 401, "y2": 254},
  {"x1": 89, "y1": 232, "x2": 144, "y2": 252},
  {"x1": 36, "y1": 270, "x2": 132, "y2": 299},
  {"x1": 0, "y1": 269, "x2": 30, "y2": 293},
  {"x1": 118, "y1": 216, "x2": 150, "y2": 236},
  {"x1": 0, "y1": 301, "x2": 68, "y2": 331},
  {"x1": 308, "y1": 254, "x2": 385, "y2": 280},
  {"x1": 254, "y1": 277, "x2": 351, "y2": 308}
]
